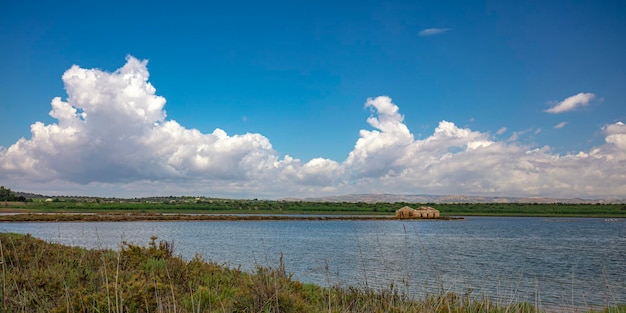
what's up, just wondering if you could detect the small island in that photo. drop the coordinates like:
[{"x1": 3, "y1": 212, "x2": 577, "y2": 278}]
[{"x1": 395, "y1": 206, "x2": 440, "y2": 218}]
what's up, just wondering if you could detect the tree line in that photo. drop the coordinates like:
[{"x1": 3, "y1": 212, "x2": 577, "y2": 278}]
[{"x1": 0, "y1": 186, "x2": 27, "y2": 201}]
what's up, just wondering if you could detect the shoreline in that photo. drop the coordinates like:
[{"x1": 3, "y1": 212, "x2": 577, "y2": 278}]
[{"x1": 0, "y1": 212, "x2": 465, "y2": 222}]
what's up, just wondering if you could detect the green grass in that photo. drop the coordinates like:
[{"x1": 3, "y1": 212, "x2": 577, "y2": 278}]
[
  {"x1": 2, "y1": 199, "x2": 626, "y2": 217},
  {"x1": 0, "y1": 233, "x2": 623, "y2": 312}
]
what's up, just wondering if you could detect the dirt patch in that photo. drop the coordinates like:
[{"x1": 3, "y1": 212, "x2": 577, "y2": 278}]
[{"x1": 0, "y1": 208, "x2": 32, "y2": 213}]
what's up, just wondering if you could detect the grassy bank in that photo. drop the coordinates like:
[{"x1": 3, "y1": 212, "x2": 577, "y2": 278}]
[
  {"x1": 0, "y1": 233, "x2": 623, "y2": 312},
  {"x1": 2, "y1": 199, "x2": 626, "y2": 217},
  {"x1": 0, "y1": 212, "x2": 465, "y2": 222}
]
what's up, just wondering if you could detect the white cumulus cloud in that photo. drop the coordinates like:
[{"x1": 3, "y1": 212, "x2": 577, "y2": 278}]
[
  {"x1": 344, "y1": 96, "x2": 414, "y2": 178},
  {"x1": 604, "y1": 122, "x2": 626, "y2": 151},
  {"x1": 545, "y1": 93, "x2": 595, "y2": 114},
  {"x1": 1, "y1": 57, "x2": 625, "y2": 199},
  {"x1": 554, "y1": 121, "x2": 568, "y2": 129},
  {"x1": 0, "y1": 56, "x2": 279, "y2": 185}
]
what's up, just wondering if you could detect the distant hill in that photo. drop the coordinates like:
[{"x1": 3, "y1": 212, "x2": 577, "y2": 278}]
[
  {"x1": 9, "y1": 189, "x2": 625, "y2": 204},
  {"x1": 14, "y1": 191, "x2": 49, "y2": 200},
  {"x1": 288, "y1": 194, "x2": 625, "y2": 204}
]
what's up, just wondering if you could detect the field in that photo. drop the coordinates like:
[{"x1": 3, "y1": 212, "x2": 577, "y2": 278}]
[{"x1": 2, "y1": 197, "x2": 626, "y2": 218}]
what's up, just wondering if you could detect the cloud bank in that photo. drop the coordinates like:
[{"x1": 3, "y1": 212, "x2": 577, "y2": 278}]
[{"x1": 1, "y1": 57, "x2": 625, "y2": 199}]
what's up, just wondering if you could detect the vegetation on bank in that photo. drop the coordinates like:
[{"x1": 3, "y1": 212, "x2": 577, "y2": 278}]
[
  {"x1": 2, "y1": 198, "x2": 625, "y2": 217},
  {"x1": 2, "y1": 186, "x2": 625, "y2": 217},
  {"x1": 0, "y1": 186, "x2": 27, "y2": 202},
  {"x1": 0, "y1": 212, "x2": 466, "y2": 222},
  {"x1": 1, "y1": 233, "x2": 622, "y2": 313}
]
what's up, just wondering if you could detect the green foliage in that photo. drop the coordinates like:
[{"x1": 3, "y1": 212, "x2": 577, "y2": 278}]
[
  {"x1": 584, "y1": 305, "x2": 626, "y2": 313},
  {"x1": 7, "y1": 198, "x2": 626, "y2": 218},
  {"x1": 0, "y1": 186, "x2": 26, "y2": 201},
  {"x1": 433, "y1": 202, "x2": 626, "y2": 217}
]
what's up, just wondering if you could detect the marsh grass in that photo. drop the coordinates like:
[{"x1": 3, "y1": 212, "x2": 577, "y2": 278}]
[{"x1": 0, "y1": 232, "x2": 622, "y2": 312}]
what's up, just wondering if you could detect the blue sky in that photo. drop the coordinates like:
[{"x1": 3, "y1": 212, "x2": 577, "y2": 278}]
[{"x1": 1, "y1": 0, "x2": 625, "y2": 199}]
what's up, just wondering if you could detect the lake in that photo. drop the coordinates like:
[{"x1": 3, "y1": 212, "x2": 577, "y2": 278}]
[{"x1": 1, "y1": 216, "x2": 624, "y2": 311}]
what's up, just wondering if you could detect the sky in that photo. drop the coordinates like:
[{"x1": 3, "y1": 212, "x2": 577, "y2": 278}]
[{"x1": 1, "y1": 0, "x2": 625, "y2": 199}]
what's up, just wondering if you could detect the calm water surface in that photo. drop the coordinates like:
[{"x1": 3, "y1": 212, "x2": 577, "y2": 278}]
[{"x1": 1, "y1": 217, "x2": 624, "y2": 311}]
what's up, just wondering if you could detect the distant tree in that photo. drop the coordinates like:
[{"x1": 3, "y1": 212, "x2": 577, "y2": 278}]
[{"x1": 0, "y1": 186, "x2": 17, "y2": 201}]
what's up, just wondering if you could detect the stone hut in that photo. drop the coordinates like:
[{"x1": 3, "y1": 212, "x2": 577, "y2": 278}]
[
  {"x1": 395, "y1": 206, "x2": 440, "y2": 219},
  {"x1": 395, "y1": 206, "x2": 416, "y2": 218},
  {"x1": 415, "y1": 206, "x2": 440, "y2": 218}
]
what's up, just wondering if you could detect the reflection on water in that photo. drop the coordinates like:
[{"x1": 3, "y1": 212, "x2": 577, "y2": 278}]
[{"x1": 1, "y1": 217, "x2": 624, "y2": 311}]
